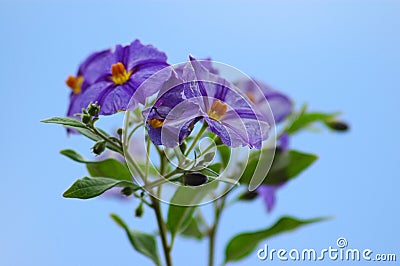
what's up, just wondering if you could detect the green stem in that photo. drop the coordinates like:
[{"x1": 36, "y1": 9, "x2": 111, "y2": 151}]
[
  {"x1": 151, "y1": 146, "x2": 172, "y2": 266},
  {"x1": 90, "y1": 125, "x2": 122, "y2": 153},
  {"x1": 185, "y1": 123, "x2": 208, "y2": 157},
  {"x1": 128, "y1": 122, "x2": 144, "y2": 141},
  {"x1": 145, "y1": 137, "x2": 151, "y2": 184},
  {"x1": 151, "y1": 196, "x2": 172, "y2": 266},
  {"x1": 123, "y1": 111, "x2": 145, "y2": 179},
  {"x1": 143, "y1": 169, "x2": 181, "y2": 191},
  {"x1": 208, "y1": 196, "x2": 226, "y2": 266}
]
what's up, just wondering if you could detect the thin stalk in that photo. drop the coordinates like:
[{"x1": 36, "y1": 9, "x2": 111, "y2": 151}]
[
  {"x1": 208, "y1": 196, "x2": 226, "y2": 266},
  {"x1": 128, "y1": 122, "x2": 144, "y2": 141},
  {"x1": 90, "y1": 125, "x2": 122, "y2": 153},
  {"x1": 145, "y1": 137, "x2": 151, "y2": 184},
  {"x1": 151, "y1": 147, "x2": 172, "y2": 266},
  {"x1": 151, "y1": 196, "x2": 172, "y2": 266},
  {"x1": 185, "y1": 123, "x2": 208, "y2": 157},
  {"x1": 123, "y1": 111, "x2": 145, "y2": 178}
]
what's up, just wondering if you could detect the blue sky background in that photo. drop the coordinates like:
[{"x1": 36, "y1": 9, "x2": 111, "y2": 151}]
[{"x1": 0, "y1": 0, "x2": 399, "y2": 265}]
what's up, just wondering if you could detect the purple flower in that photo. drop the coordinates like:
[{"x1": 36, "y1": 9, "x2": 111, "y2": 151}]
[
  {"x1": 143, "y1": 68, "x2": 201, "y2": 146},
  {"x1": 235, "y1": 79, "x2": 293, "y2": 124},
  {"x1": 68, "y1": 40, "x2": 169, "y2": 116},
  {"x1": 257, "y1": 185, "x2": 283, "y2": 212},
  {"x1": 174, "y1": 57, "x2": 219, "y2": 77},
  {"x1": 144, "y1": 57, "x2": 270, "y2": 149},
  {"x1": 257, "y1": 133, "x2": 290, "y2": 212},
  {"x1": 235, "y1": 77, "x2": 293, "y2": 210},
  {"x1": 66, "y1": 49, "x2": 113, "y2": 117}
]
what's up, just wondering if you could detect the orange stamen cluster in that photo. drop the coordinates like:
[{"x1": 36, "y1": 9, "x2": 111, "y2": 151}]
[
  {"x1": 111, "y1": 62, "x2": 132, "y2": 85},
  {"x1": 66, "y1": 75, "x2": 83, "y2": 94},
  {"x1": 208, "y1": 100, "x2": 227, "y2": 121},
  {"x1": 149, "y1": 118, "x2": 164, "y2": 128}
]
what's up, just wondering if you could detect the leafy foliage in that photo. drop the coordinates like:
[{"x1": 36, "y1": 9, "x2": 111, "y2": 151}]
[
  {"x1": 240, "y1": 149, "x2": 318, "y2": 186},
  {"x1": 225, "y1": 216, "x2": 329, "y2": 262},
  {"x1": 110, "y1": 214, "x2": 161, "y2": 266},
  {"x1": 61, "y1": 149, "x2": 132, "y2": 181},
  {"x1": 63, "y1": 177, "x2": 137, "y2": 199}
]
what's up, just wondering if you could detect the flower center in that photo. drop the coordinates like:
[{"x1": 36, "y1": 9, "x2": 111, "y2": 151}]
[
  {"x1": 66, "y1": 75, "x2": 83, "y2": 94},
  {"x1": 208, "y1": 100, "x2": 227, "y2": 121},
  {"x1": 111, "y1": 62, "x2": 132, "y2": 85},
  {"x1": 149, "y1": 118, "x2": 164, "y2": 128}
]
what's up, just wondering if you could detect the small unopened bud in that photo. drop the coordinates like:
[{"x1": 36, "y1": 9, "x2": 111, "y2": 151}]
[
  {"x1": 117, "y1": 128, "x2": 123, "y2": 136},
  {"x1": 135, "y1": 203, "x2": 144, "y2": 217},
  {"x1": 326, "y1": 120, "x2": 349, "y2": 132},
  {"x1": 92, "y1": 140, "x2": 106, "y2": 155},
  {"x1": 182, "y1": 172, "x2": 208, "y2": 186},
  {"x1": 238, "y1": 190, "x2": 259, "y2": 201},
  {"x1": 81, "y1": 114, "x2": 91, "y2": 125},
  {"x1": 121, "y1": 187, "x2": 133, "y2": 196},
  {"x1": 87, "y1": 102, "x2": 101, "y2": 117}
]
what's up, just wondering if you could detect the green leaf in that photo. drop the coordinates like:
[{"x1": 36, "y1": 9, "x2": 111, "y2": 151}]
[
  {"x1": 286, "y1": 109, "x2": 339, "y2": 135},
  {"x1": 240, "y1": 149, "x2": 318, "y2": 186},
  {"x1": 225, "y1": 216, "x2": 328, "y2": 262},
  {"x1": 199, "y1": 163, "x2": 221, "y2": 177},
  {"x1": 180, "y1": 216, "x2": 205, "y2": 240},
  {"x1": 60, "y1": 149, "x2": 132, "y2": 181},
  {"x1": 42, "y1": 117, "x2": 120, "y2": 153},
  {"x1": 110, "y1": 214, "x2": 161, "y2": 266},
  {"x1": 63, "y1": 177, "x2": 138, "y2": 199},
  {"x1": 167, "y1": 205, "x2": 196, "y2": 238},
  {"x1": 167, "y1": 181, "x2": 218, "y2": 238},
  {"x1": 217, "y1": 145, "x2": 230, "y2": 167},
  {"x1": 60, "y1": 149, "x2": 87, "y2": 162},
  {"x1": 41, "y1": 117, "x2": 86, "y2": 128}
]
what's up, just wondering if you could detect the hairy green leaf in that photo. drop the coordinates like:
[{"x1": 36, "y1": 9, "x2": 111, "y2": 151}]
[
  {"x1": 42, "y1": 117, "x2": 120, "y2": 152},
  {"x1": 240, "y1": 149, "x2": 318, "y2": 186},
  {"x1": 63, "y1": 177, "x2": 137, "y2": 199},
  {"x1": 60, "y1": 149, "x2": 132, "y2": 181},
  {"x1": 180, "y1": 216, "x2": 205, "y2": 240},
  {"x1": 110, "y1": 214, "x2": 161, "y2": 266},
  {"x1": 286, "y1": 109, "x2": 339, "y2": 135},
  {"x1": 225, "y1": 216, "x2": 328, "y2": 262},
  {"x1": 167, "y1": 182, "x2": 218, "y2": 238},
  {"x1": 41, "y1": 117, "x2": 86, "y2": 128}
]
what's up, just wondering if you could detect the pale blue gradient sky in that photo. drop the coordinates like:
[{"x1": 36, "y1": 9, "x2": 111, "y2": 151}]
[{"x1": 0, "y1": 1, "x2": 399, "y2": 265}]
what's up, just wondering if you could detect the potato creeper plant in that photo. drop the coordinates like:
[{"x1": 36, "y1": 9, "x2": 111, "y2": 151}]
[{"x1": 42, "y1": 39, "x2": 348, "y2": 266}]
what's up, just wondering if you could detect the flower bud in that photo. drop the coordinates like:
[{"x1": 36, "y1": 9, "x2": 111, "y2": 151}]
[
  {"x1": 81, "y1": 113, "x2": 91, "y2": 125},
  {"x1": 87, "y1": 101, "x2": 101, "y2": 117},
  {"x1": 238, "y1": 190, "x2": 259, "y2": 201},
  {"x1": 121, "y1": 187, "x2": 133, "y2": 196},
  {"x1": 92, "y1": 140, "x2": 106, "y2": 155},
  {"x1": 135, "y1": 203, "x2": 144, "y2": 218},
  {"x1": 182, "y1": 172, "x2": 208, "y2": 186},
  {"x1": 117, "y1": 128, "x2": 123, "y2": 136},
  {"x1": 326, "y1": 120, "x2": 349, "y2": 132}
]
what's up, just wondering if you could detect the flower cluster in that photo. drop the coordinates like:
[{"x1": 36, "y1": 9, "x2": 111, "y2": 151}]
[
  {"x1": 143, "y1": 56, "x2": 272, "y2": 149},
  {"x1": 50, "y1": 38, "x2": 349, "y2": 266},
  {"x1": 65, "y1": 39, "x2": 294, "y2": 211}
]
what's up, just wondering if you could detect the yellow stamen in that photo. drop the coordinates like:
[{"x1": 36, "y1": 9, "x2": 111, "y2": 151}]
[
  {"x1": 246, "y1": 93, "x2": 256, "y2": 103},
  {"x1": 111, "y1": 62, "x2": 132, "y2": 85},
  {"x1": 66, "y1": 75, "x2": 83, "y2": 94},
  {"x1": 149, "y1": 118, "x2": 164, "y2": 128},
  {"x1": 208, "y1": 100, "x2": 227, "y2": 121}
]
